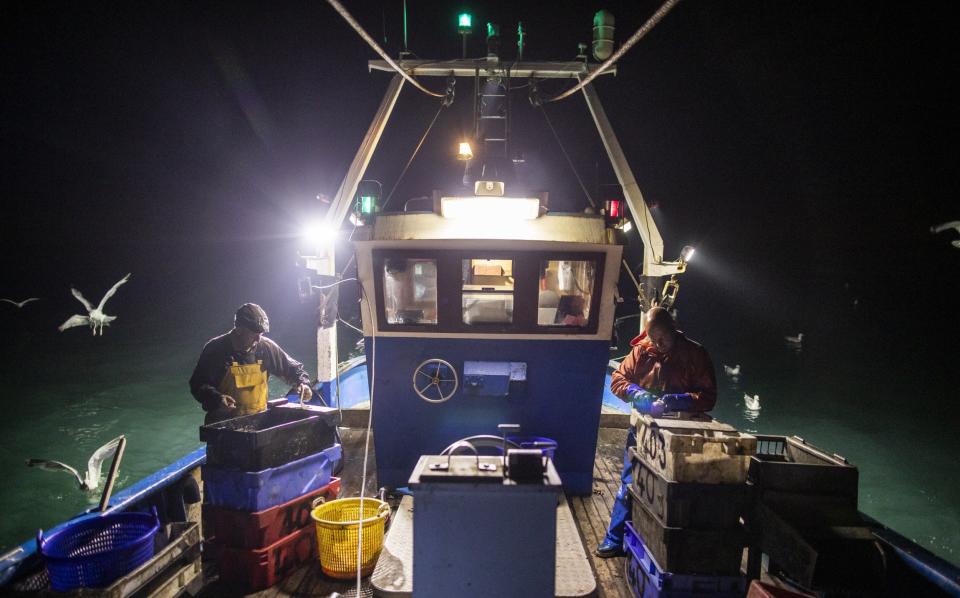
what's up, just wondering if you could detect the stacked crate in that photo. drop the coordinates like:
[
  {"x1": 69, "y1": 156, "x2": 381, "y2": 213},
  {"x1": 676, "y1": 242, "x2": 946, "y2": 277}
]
[
  {"x1": 746, "y1": 435, "x2": 880, "y2": 593},
  {"x1": 626, "y1": 414, "x2": 754, "y2": 596},
  {"x1": 199, "y1": 404, "x2": 341, "y2": 592}
]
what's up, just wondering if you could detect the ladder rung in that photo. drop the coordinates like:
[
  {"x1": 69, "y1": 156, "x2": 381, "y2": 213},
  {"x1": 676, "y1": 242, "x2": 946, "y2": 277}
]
[
  {"x1": 485, "y1": 138, "x2": 507, "y2": 142},
  {"x1": 480, "y1": 115, "x2": 507, "y2": 120}
]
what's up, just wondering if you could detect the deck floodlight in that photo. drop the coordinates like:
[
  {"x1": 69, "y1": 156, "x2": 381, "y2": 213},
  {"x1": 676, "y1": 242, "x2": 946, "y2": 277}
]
[
  {"x1": 680, "y1": 245, "x2": 696, "y2": 264},
  {"x1": 457, "y1": 141, "x2": 474, "y2": 161},
  {"x1": 301, "y1": 221, "x2": 337, "y2": 248},
  {"x1": 440, "y1": 196, "x2": 540, "y2": 221}
]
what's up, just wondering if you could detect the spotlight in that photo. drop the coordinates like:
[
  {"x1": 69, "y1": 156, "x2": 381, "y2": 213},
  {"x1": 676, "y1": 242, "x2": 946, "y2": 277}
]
[{"x1": 457, "y1": 141, "x2": 474, "y2": 161}]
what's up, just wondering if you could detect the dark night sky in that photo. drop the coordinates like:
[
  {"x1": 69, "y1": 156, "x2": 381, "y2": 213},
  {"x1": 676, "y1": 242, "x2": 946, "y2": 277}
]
[{"x1": 1, "y1": 1, "x2": 958, "y2": 347}]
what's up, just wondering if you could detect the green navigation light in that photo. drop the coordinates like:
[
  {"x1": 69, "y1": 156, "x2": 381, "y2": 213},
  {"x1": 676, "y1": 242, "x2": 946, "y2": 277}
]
[
  {"x1": 458, "y1": 13, "x2": 472, "y2": 33},
  {"x1": 360, "y1": 195, "x2": 376, "y2": 214}
]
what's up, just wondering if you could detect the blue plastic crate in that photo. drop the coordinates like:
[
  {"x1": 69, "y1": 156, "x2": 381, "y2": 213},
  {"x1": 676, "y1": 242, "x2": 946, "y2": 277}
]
[
  {"x1": 203, "y1": 444, "x2": 341, "y2": 511},
  {"x1": 624, "y1": 521, "x2": 745, "y2": 598}
]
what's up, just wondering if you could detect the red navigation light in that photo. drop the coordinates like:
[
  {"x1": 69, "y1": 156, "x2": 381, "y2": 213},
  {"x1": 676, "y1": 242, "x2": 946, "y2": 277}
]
[{"x1": 605, "y1": 199, "x2": 623, "y2": 219}]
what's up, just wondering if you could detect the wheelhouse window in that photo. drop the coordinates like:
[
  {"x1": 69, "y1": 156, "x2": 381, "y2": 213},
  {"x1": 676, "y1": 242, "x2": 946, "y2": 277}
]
[
  {"x1": 462, "y1": 258, "x2": 514, "y2": 324},
  {"x1": 383, "y1": 258, "x2": 438, "y2": 325},
  {"x1": 537, "y1": 260, "x2": 596, "y2": 327}
]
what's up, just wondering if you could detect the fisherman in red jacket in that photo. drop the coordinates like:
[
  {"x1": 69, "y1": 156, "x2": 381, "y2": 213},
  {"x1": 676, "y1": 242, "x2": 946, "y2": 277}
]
[{"x1": 595, "y1": 306, "x2": 717, "y2": 558}]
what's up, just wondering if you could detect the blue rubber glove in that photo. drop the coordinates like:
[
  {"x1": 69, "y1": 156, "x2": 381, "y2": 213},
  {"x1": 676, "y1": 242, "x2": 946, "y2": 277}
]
[
  {"x1": 661, "y1": 393, "x2": 696, "y2": 412},
  {"x1": 625, "y1": 385, "x2": 666, "y2": 416}
]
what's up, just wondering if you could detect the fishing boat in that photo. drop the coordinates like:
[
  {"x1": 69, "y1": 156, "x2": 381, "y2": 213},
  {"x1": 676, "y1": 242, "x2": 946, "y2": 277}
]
[{"x1": 2, "y1": 5, "x2": 959, "y2": 597}]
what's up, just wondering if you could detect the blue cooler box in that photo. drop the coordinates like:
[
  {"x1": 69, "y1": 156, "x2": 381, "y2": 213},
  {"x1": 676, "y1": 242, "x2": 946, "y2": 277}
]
[
  {"x1": 203, "y1": 444, "x2": 341, "y2": 511},
  {"x1": 624, "y1": 521, "x2": 744, "y2": 598}
]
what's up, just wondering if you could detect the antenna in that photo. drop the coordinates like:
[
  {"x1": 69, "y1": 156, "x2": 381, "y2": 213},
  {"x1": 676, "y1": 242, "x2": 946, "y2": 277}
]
[{"x1": 402, "y1": 0, "x2": 409, "y2": 54}]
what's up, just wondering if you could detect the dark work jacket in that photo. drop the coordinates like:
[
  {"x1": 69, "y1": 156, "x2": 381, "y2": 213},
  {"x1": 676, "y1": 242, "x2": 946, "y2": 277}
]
[{"x1": 189, "y1": 332, "x2": 309, "y2": 411}]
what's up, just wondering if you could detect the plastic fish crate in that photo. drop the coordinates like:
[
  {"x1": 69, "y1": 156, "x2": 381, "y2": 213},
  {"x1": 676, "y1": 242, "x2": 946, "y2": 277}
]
[
  {"x1": 635, "y1": 414, "x2": 756, "y2": 484},
  {"x1": 624, "y1": 521, "x2": 745, "y2": 598},
  {"x1": 629, "y1": 448, "x2": 747, "y2": 529},
  {"x1": 749, "y1": 435, "x2": 858, "y2": 503},
  {"x1": 216, "y1": 524, "x2": 317, "y2": 592},
  {"x1": 202, "y1": 444, "x2": 341, "y2": 512},
  {"x1": 204, "y1": 477, "x2": 340, "y2": 549},
  {"x1": 199, "y1": 405, "x2": 338, "y2": 471},
  {"x1": 629, "y1": 490, "x2": 745, "y2": 576},
  {"x1": 36, "y1": 522, "x2": 200, "y2": 598}
]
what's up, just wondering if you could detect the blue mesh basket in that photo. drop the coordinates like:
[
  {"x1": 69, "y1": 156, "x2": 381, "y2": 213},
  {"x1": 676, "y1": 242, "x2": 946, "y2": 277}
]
[{"x1": 38, "y1": 509, "x2": 160, "y2": 592}]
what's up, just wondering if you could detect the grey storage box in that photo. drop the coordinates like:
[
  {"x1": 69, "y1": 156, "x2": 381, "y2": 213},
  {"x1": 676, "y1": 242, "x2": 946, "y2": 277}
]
[{"x1": 409, "y1": 453, "x2": 562, "y2": 598}]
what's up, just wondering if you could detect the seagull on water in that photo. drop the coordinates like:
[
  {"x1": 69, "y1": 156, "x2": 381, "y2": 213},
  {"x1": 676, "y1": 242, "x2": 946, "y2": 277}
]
[
  {"x1": 58, "y1": 273, "x2": 130, "y2": 335},
  {"x1": 26, "y1": 435, "x2": 124, "y2": 491},
  {"x1": 931, "y1": 221, "x2": 960, "y2": 248},
  {"x1": 0, "y1": 298, "x2": 40, "y2": 308},
  {"x1": 723, "y1": 364, "x2": 741, "y2": 377},
  {"x1": 743, "y1": 393, "x2": 761, "y2": 411},
  {"x1": 785, "y1": 332, "x2": 804, "y2": 345}
]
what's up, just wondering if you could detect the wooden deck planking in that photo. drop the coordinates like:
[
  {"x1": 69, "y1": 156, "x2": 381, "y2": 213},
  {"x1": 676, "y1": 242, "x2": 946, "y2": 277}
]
[{"x1": 220, "y1": 426, "x2": 635, "y2": 598}]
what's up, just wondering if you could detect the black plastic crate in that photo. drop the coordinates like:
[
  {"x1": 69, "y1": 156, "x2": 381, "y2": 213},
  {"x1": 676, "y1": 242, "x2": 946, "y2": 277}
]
[
  {"x1": 629, "y1": 492, "x2": 745, "y2": 576},
  {"x1": 200, "y1": 405, "x2": 338, "y2": 471},
  {"x1": 749, "y1": 435, "x2": 858, "y2": 502},
  {"x1": 629, "y1": 448, "x2": 747, "y2": 529}
]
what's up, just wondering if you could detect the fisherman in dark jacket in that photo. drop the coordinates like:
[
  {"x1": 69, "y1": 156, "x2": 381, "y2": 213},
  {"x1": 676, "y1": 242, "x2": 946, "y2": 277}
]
[{"x1": 190, "y1": 303, "x2": 311, "y2": 424}]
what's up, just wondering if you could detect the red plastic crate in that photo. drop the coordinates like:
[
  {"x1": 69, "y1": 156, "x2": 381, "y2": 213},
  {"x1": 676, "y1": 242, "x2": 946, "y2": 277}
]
[
  {"x1": 216, "y1": 525, "x2": 317, "y2": 591},
  {"x1": 205, "y1": 477, "x2": 340, "y2": 549}
]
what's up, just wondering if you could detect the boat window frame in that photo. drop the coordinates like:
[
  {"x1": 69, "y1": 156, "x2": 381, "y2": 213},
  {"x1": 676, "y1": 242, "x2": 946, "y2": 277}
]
[{"x1": 372, "y1": 249, "x2": 605, "y2": 335}]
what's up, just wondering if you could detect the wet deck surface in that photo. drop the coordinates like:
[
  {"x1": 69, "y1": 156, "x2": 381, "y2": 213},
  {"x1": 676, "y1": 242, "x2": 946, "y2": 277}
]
[{"x1": 204, "y1": 427, "x2": 635, "y2": 598}]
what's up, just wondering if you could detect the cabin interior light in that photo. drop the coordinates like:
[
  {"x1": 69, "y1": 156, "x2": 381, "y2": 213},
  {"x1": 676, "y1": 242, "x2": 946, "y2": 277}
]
[
  {"x1": 457, "y1": 141, "x2": 474, "y2": 161},
  {"x1": 440, "y1": 196, "x2": 540, "y2": 221}
]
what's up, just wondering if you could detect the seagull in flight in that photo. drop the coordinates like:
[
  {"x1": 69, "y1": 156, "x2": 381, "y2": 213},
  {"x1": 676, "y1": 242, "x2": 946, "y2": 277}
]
[
  {"x1": 0, "y1": 298, "x2": 40, "y2": 308},
  {"x1": 743, "y1": 393, "x2": 761, "y2": 411},
  {"x1": 723, "y1": 364, "x2": 741, "y2": 377},
  {"x1": 26, "y1": 435, "x2": 124, "y2": 491},
  {"x1": 931, "y1": 221, "x2": 960, "y2": 248},
  {"x1": 58, "y1": 273, "x2": 130, "y2": 335}
]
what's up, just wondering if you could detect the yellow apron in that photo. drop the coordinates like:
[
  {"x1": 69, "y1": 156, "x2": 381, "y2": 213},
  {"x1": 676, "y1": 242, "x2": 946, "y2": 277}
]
[{"x1": 218, "y1": 360, "x2": 269, "y2": 416}]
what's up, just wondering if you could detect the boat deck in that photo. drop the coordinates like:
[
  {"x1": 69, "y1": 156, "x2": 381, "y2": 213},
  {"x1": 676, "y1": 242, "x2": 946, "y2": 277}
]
[{"x1": 198, "y1": 426, "x2": 634, "y2": 598}]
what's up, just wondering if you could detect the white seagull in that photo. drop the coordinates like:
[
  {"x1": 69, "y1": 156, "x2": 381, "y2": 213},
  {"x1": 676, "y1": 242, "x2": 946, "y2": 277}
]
[
  {"x1": 58, "y1": 273, "x2": 131, "y2": 335},
  {"x1": 743, "y1": 393, "x2": 761, "y2": 411},
  {"x1": 723, "y1": 364, "x2": 741, "y2": 377},
  {"x1": 931, "y1": 221, "x2": 960, "y2": 248},
  {"x1": 26, "y1": 435, "x2": 124, "y2": 491},
  {"x1": 0, "y1": 298, "x2": 40, "y2": 308},
  {"x1": 785, "y1": 332, "x2": 804, "y2": 345}
]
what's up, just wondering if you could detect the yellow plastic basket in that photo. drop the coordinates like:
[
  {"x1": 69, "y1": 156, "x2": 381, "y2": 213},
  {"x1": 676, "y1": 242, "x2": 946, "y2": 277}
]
[{"x1": 310, "y1": 497, "x2": 390, "y2": 579}]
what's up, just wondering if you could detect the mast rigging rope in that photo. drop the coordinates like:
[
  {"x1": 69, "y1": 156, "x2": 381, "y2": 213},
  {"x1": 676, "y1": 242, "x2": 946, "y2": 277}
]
[{"x1": 325, "y1": 0, "x2": 444, "y2": 98}]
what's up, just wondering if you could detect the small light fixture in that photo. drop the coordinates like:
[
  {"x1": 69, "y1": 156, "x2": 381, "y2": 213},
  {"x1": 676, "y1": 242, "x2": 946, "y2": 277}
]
[
  {"x1": 457, "y1": 141, "x2": 474, "y2": 161},
  {"x1": 680, "y1": 245, "x2": 696, "y2": 264}
]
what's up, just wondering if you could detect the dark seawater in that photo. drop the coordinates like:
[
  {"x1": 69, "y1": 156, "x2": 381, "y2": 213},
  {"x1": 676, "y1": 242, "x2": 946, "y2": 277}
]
[{"x1": 0, "y1": 239, "x2": 956, "y2": 569}]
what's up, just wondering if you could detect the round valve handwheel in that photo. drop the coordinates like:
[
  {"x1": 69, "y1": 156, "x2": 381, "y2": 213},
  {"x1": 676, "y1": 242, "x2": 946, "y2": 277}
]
[{"x1": 412, "y1": 358, "x2": 459, "y2": 403}]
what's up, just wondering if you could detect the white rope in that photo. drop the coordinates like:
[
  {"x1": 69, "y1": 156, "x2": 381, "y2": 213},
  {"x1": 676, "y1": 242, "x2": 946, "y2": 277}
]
[{"x1": 325, "y1": 0, "x2": 444, "y2": 98}]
